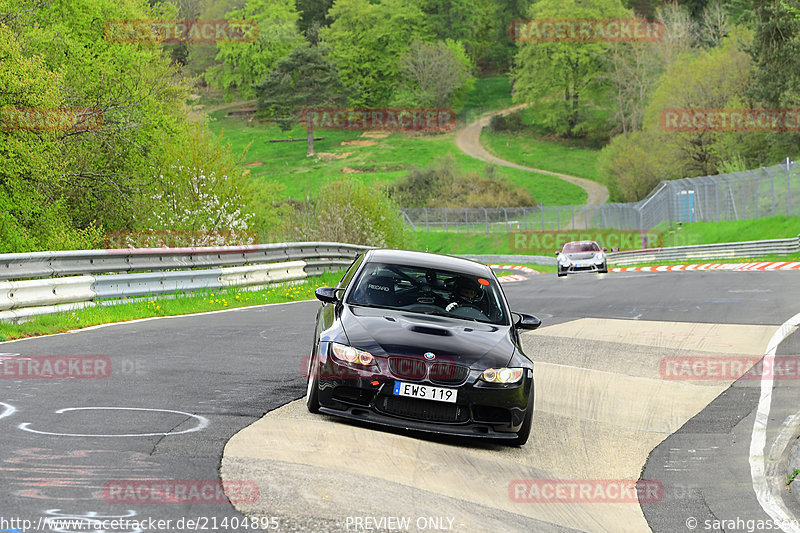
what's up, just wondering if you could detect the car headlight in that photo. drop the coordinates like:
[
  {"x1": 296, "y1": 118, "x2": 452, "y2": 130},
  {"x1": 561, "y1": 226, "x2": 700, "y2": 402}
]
[
  {"x1": 480, "y1": 367, "x2": 524, "y2": 384},
  {"x1": 596, "y1": 253, "x2": 606, "y2": 262},
  {"x1": 331, "y1": 342, "x2": 375, "y2": 366}
]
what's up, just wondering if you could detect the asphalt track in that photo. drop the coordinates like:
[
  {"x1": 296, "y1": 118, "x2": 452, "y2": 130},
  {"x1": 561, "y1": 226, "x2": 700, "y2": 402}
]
[{"x1": 1, "y1": 270, "x2": 799, "y2": 532}]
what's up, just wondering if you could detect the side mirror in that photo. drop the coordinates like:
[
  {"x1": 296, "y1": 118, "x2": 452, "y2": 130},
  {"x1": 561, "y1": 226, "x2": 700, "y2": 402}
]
[
  {"x1": 514, "y1": 313, "x2": 541, "y2": 330},
  {"x1": 315, "y1": 287, "x2": 341, "y2": 304},
  {"x1": 554, "y1": 251, "x2": 560, "y2": 256}
]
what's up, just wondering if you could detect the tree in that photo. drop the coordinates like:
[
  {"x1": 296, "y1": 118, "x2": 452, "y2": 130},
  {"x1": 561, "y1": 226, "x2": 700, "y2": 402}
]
[
  {"x1": 395, "y1": 39, "x2": 474, "y2": 109},
  {"x1": 511, "y1": 0, "x2": 632, "y2": 137},
  {"x1": 254, "y1": 44, "x2": 348, "y2": 156},
  {"x1": 321, "y1": 0, "x2": 430, "y2": 106},
  {"x1": 207, "y1": 0, "x2": 304, "y2": 100},
  {"x1": 603, "y1": 3, "x2": 698, "y2": 134},
  {"x1": 747, "y1": 0, "x2": 800, "y2": 107}
]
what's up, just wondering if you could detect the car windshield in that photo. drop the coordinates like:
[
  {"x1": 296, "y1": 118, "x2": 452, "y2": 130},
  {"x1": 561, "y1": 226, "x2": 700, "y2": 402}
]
[
  {"x1": 346, "y1": 262, "x2": 508, "y2": 325},
  {"x1": 563, "y1": 242, "x2": 600, "y2": 253}
]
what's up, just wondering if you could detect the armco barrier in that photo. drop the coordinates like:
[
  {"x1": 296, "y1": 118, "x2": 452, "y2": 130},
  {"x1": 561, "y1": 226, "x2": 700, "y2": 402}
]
[
  {"x1": 0, "y1": 243, "x2": 370, "y2": 323},
  {"x1": 0, "y1": 242, "x2": 368, "y2": 281},
  {"x1": 607, "y1": 235, "x2": 800, "y2": 266}
]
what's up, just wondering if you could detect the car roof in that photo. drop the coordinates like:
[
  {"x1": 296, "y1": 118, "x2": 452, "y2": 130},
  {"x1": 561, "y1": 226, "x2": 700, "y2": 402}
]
[
  {"x1": 364, "y1": 249, "x2": 492, "y2": 276},
  {"x1": 563, "y1": 240, "x2": 600, "y2": 246}
]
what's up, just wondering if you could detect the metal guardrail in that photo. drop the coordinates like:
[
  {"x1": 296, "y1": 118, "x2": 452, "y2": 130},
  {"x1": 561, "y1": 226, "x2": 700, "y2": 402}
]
[
  {"x1": 0, "y1": 243, "x2": 370, "y2": 323},
  {"x1": 0, "y1": 242, "x2": 368, "y2": 281},
  {"x1": 607, "y1": 235, "x2": 800, "y2": 266}
]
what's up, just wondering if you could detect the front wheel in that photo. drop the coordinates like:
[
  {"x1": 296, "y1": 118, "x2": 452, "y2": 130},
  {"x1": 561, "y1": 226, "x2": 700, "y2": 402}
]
[
  {"x1": 306, "y1": 353, "x2": 320, "y2": 413},
  {"x1": 598, "y1": 262, "x2": 608, "y2": 274},
  {"x1": 557, "y1": 267, "x2": 567, "y2": 277}
]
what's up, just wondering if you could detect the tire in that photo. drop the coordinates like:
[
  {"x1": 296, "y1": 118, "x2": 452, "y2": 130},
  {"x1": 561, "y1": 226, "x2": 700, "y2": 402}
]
[
  {"x1": 557, "y1": 267, "x2": 567, "y2": 277},
  {"x1": 306, "y1": 352, "x2": 320, "y2": 413},
  {"x1": 599, "y1": 262, "x2": 608, "y2": 274},
  {"x1": 508, "y1": 392, "x2": 534, "y2": 446}
]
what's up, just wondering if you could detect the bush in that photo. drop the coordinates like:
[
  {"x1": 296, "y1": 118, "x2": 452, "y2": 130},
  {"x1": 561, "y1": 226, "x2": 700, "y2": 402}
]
[
  {"x1": 386, "y1": 154, "x2": 535, "y2": 207},
  {"x1": 282, "y1": 177, "x2": 409, "y2": 248},
  {"x1": 489, "y1": 110, "x2": 525, "y2": 132}
]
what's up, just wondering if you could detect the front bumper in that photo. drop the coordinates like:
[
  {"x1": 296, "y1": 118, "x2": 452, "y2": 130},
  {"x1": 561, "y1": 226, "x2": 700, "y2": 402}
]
[
  {"x1": 314, "y1": 356, "x2": 533, "y2": 439},
  {"x1": 560, "y1": 261, "x2": 606, "y2": 273}
]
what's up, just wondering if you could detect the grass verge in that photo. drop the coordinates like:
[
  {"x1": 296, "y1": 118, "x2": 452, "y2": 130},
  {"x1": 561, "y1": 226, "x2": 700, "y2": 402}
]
[{"x1": 0, "y1": 271, "x2": 345, "y2": 342}]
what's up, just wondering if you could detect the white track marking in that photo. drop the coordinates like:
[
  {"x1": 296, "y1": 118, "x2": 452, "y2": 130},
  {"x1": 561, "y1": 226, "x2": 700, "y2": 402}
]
[
  {"x1": 0, "y1": 402, "x2": 16, "y2": 420},
  {"x1": 18, "y1": 407, "x2": 210, "y2": 437},
  {"x1": 750, "y1": 312, "x2": 800, "y2": 532}
]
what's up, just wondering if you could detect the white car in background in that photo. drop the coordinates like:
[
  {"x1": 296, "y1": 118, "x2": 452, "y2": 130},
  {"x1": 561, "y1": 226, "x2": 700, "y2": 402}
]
[{"x1": 556, "y1": 241, "x2": 608, "y2": 277}]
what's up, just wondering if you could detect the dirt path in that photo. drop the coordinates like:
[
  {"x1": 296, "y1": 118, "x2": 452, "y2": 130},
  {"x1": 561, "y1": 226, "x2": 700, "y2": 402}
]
[{"x1": 455, "y1": 104, "x2": 609, "y2": 205}]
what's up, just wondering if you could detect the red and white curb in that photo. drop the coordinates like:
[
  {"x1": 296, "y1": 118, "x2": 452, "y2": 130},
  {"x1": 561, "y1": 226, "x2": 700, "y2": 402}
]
[
  {"x1": 612, "y1": 261, "x2": 800, "y2": 273},
  {"x1": 489, "y1": 264, "x2": 540, "y2": 283}
]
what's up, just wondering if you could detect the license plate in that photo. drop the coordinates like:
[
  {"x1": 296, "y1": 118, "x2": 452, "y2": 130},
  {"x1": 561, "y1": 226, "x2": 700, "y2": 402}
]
[{"x1": 393, "y1": 381, "x2": 457, "y2": 403}]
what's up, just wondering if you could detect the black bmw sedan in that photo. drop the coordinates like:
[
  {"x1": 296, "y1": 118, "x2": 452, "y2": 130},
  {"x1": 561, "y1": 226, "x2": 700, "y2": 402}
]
[{"x1": 306, "y1": 249, "x2": 541, "y2": 445}]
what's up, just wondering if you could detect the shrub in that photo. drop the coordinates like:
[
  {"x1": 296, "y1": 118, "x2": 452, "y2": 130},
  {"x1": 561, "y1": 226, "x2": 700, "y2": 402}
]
[{"x1": 386, "y1": 154, "x2": 535, "y2": 207}]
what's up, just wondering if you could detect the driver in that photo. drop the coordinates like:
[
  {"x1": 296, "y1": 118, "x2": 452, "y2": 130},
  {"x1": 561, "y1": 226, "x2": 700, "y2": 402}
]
[{"x1": 446, "y1": 277, "x2": 484, "y2": 312}]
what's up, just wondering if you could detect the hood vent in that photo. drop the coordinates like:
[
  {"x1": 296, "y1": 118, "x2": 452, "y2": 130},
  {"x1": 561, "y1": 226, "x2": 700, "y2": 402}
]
[{"x1": 409, "y1": 325, "x2": 451, "y2": 336}]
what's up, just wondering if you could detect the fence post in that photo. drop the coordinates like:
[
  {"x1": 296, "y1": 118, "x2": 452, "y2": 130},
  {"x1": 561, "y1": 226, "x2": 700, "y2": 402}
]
[
  {"x1": 787, "y1": 157, "x2": 792, "y2": 216},
  {"x1": 502, "y1": 208, "x2": 509, "y2": 233},
  {"x1": 424, "y1": 208, "x2": 429, "y2": 232},
  {"x1": 444, "y1": 209, "x2": 448, "y2": 231},
  {"x1": 483, "y1": 208, "x2": 489, "y2": 234},
  {"x1": 464, "y1": 208, "x2": 468, "y2": 233}
]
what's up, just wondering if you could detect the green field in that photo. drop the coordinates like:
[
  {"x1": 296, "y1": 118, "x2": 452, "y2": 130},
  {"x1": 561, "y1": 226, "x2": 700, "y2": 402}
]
[
  {"x1": 208, "y1": 112, "x2": 586, "y2": 206},
  {"x1": 480, "y1": 106, "x2": 604, "y2": 184},
  {"x1": 656, "y1": 216, "x2": 800, "y2": 247},
  {"x1": 409, "y1": 215, "x2": 800, "y2": 255},
  {"x1": 458, "y1": 75, "x2": 514, "y2": 123}
]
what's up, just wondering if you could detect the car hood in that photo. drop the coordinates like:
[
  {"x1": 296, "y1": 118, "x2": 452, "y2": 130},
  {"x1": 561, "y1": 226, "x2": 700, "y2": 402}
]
[
  {"x1": 341, "y1": 305, "x2": 516, "y2": 368},
  {"x1": 565, "y1": 252, "x2": 600, "y2": 261}
]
